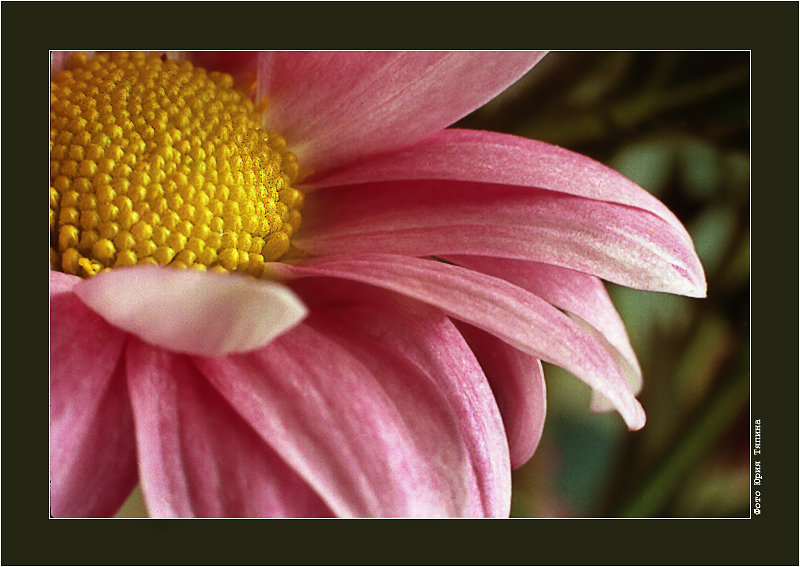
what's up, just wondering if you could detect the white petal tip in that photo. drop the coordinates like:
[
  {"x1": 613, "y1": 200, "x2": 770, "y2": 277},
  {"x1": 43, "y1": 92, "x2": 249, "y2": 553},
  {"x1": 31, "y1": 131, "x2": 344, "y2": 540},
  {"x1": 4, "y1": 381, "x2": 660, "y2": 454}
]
[
  {"x1": 627, "y1": 405, "x2": 647, "y2": 431},
  {"x1": 591, "y1": 393, "x2": 646, "y2": 431},
  {"x1": 75, "y1": 266, "x2": 308, "y2": 357},
  {"x1": 684, "y1": 275, "x2": 708, "y2": 299}
]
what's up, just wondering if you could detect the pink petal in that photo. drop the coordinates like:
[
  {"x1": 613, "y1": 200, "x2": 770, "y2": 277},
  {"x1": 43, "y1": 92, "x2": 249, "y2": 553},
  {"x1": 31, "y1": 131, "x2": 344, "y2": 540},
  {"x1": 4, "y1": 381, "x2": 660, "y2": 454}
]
[
  {"x1": 50, "y1": 278, "x2": 137, "y2": 517},
  {"x1": 306, "y1": 129, "x2": 689, "y2": 237},
  {"x1": 268, "y1": 254, "x2": 645, "y2": 430},
  {"x1": 257, "y1": 51, "x2": 545, "y2": 174},
  {"x1": 50, "y1": 51, "x2": 96, "y2": 76},
  {"x1": 125, "y1": 339, "x2": 333, "y2": 518},
  {"x1": 291, "y1": 278, "x2": 510, "y2": 516},
  {"x1": 455, "y1": 322, "x2": 547, "y2": 470},
  {"x1": 296, "y1": 180, "x2": 707, "y2": 297},
  {"x1": 49, "y1": 269, "x2": 81, "y2": 295},
  {"x1": 448, "y1": 255, "x2": 642, "y2": 405},
  {"x1": 73, "y1": 266, "x2": 308, "y2": 357},
  {"x1": 195, "y1": 315, "x2": 482, "y2": 517},
  {"x1": 185, "y1": 51, "x2": 259, "y2": 86}
]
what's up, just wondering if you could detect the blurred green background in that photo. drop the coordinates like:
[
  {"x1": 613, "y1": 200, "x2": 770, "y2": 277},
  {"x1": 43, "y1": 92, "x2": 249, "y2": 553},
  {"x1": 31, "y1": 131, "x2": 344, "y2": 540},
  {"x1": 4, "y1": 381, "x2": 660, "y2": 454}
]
[{"x1": 458, "y1": 51, "x2": 750, "y2": 518}]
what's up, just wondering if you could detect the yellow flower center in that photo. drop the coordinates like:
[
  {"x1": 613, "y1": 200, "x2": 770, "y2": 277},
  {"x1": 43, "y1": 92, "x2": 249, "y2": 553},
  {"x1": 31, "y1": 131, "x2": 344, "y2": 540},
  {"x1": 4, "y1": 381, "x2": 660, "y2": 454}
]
[{"x1": 50, "y1": 51, "x2": 304, "y2": 279}]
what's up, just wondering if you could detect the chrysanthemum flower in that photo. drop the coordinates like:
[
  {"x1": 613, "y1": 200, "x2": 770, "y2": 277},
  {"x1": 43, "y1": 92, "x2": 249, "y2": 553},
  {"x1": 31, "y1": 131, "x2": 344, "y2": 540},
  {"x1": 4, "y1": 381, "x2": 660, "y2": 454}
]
[{"x1": 49, "y1": 51, "x2": 706, "y2": 518}]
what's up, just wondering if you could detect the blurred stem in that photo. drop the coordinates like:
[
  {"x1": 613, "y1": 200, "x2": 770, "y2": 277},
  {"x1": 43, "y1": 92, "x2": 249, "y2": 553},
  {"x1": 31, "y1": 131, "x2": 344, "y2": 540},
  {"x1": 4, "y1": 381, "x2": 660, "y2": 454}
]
[
  {"x1": 611, "y1": 65, "x2": 749, "y2": 129},
  {"x1": 524, "y1": 65, "x2": 749, "y2": 147},
  {"x1": 114, "y1": 484, "x2": 148, "y2": 518},
  {"x1": 616, "y1": 367, "x2": 748, "y2": 517}
]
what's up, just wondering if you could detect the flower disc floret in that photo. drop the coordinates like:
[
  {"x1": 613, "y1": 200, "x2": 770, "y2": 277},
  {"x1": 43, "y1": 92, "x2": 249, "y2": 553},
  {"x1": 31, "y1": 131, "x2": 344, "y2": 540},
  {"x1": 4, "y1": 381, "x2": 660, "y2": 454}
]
[{"x1": 50, "y1": 51, "x2": 304, "y2": 278}]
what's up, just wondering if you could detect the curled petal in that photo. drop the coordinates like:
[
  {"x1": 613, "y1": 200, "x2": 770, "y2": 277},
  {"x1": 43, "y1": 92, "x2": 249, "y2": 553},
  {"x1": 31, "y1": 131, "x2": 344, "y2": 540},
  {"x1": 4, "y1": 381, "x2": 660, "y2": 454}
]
[
  {"x1": 269, "y1": 254, "x2": 646, "y2": 430},
  {"x1": 297, "y1": 181, "x2": 707, "y2": 297},
  {"x1": 448, "y1": 255, "x2": 642, "y2": 405},
  {"x1": 73, "y1": 266, "x2": 308, "y2": 357},
  {"x1": 125, "y1": 339, "x2": 333, "y2": 518},
  {"x1": 195, "y1": 315, "x2": 480, "y2": 517},
  {"x1": 455, "y1": 322, "x2": 547, "y2": 470},
  {"x1": 257, "y1": 51, "x2": 546, "y2": 173},
  {"x1": 50, "y1": 277, "x2": 137, "y2": 517}
]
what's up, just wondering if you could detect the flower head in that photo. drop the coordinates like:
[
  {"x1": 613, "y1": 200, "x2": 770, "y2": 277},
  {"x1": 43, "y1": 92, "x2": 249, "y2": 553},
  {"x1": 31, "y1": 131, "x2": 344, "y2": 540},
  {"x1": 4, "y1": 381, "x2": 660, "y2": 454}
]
[{"x1": 50, "y1": 51, "x2": 705, "y2": 517}]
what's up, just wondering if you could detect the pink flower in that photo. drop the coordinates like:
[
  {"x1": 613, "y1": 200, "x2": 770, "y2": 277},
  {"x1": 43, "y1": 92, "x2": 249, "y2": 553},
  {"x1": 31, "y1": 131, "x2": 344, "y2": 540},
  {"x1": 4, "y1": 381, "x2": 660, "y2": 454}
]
[{"x1": 49, "y1": 51, "x2": 706, "y2": 518}]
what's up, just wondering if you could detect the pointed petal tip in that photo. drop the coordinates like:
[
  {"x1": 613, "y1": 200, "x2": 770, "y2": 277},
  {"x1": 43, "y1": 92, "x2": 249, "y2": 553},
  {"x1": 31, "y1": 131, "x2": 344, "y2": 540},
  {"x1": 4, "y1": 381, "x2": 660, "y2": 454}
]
[
  {"x1": 588, "y1": 372, "x2": 646, "y2": 431},
  {"x1": 695, "y1": 273, "x2": 709, "y2": 299},
  {"x1": 74, "y1": 265, "x2": 308, "y2": 357},
  {"x1": 676, "y1": 236, "x2": 709, "y2": 299},
  {"x1": 670, "y1": 261, "x2": 708, "y2": 299}
]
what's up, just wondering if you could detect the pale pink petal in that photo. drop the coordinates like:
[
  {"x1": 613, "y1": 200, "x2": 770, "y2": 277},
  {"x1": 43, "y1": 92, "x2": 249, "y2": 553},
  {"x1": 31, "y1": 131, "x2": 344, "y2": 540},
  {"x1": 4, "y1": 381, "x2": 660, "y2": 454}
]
[
  {"x1": 50, "y1": 51, "x2": 68, "y2": 74},
  {"x1": 124, "y1": 339, "x2": 333, "y2": 518},
  {"x1": 195, "y1": 315, "x2": 480, "y2": 517},
  {"x1": 291, "y1": 278, "x2": 510, "y2": 516},
  {"x1": 455, "y1": 322, "x2": 547, "y2": 470},
  {"x1": 50, "y1": 279, "x2": 137, "y2": 517},
  {"x1": 50, "y1": 51, "x2": 96, "y2": 76},
  {"x1": 306, "y1": 129, "x2": 689, "y2": 238},
  {"x1": 73, "y1": 266, "x2": 307, "y2": 357},
  {"x1": 580, "y1": 317, "x2": 640, "y2": 413},
  {"x1": 49, "y1": 269, "x2": 81, "y2": 295},
  {"x1": 296, "y1": 180, "x2": 706, "y2": 297},
  {"x1": 268, "y1": 254, "x2": 645, "y2": 430},
  {"x1": 256, "y1": 51, "x2": 545, "y2": 173},
  {"x1": 447, "y1": 255, "x2": 643, "y2": 406}
]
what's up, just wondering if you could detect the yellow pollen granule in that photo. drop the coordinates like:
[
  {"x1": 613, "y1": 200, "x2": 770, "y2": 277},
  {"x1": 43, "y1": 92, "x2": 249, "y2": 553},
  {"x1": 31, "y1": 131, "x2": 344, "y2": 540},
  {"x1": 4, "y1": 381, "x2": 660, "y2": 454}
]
[{"x1": 50, "y1": 51, "x2": 304, "y2": 279}]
